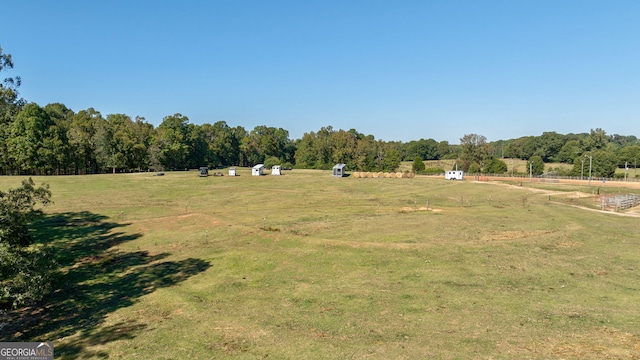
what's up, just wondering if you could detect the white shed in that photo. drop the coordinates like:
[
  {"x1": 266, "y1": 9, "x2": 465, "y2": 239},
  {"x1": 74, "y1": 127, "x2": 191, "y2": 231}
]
[
  {"x1": 228, "y1": 167, "x2": 236, "y2": 176},
  {"x1": 445, "y1": 170, "x2": 464, "y2": 180},
  {"x1": 252, "y1": 164, "x2": 264, "y2": 176},
  {"x1": 271, "y1": 165, "x2": 281, "y2": 175},
  {"x1": 333, "y1": 163, "x2": 347, "y2": 177}
]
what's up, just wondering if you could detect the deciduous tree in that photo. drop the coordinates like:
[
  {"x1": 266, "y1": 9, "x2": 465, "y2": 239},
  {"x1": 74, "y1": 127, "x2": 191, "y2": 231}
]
[
  {"x1": 8, "y1": 103, "x2": 55, "y2": 173},
  {"x1": 412, "y1": 156, "x2": 425, "y2": 173},
  {"x1": 0, "y1": 178, "x2": 52, "y2": 308},
  {"x1": 68, "y1": 108, "x2": 102, "y2": 174},
  {"x1": 618, "y1": 145, "x2": 640, "y2": 173},
  {"x1": 528, "y1": 155, "x2": 545, "y2": 175},
  {"x1": 460, "y1": 133, "x2": 489, "y2": 170},
  {"x1": 583, "y1": 128, "x2": 609, "y2": 151},
  {"x1": 483, "y1": 157, "x2": 508, "y2": 174},
  {"x1": 0, "y1": 45, "x2": 26, "y2": 175},
  {"x1": 155, "y1": 113, "x2": 190, "y2": 169}
]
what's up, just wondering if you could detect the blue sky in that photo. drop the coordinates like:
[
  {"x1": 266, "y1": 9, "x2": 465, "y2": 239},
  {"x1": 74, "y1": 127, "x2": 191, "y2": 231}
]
[{"x1": 3, "y1": 0, "x2": 639, "y2": 143}]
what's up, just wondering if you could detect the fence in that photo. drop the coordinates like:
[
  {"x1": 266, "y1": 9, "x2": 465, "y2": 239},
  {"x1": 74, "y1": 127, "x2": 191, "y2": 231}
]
[
  {"x1": 469, "y1": 173, "x2": 640, "y2": 183},
  {"x1": 602, "y1": 194, "x2": 640, "y2": 211}
]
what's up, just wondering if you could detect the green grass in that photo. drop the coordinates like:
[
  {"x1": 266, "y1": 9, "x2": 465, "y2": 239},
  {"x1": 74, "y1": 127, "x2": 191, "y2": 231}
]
[{"x1": 2, "y1": 170, "x2": 640, "y2": 359}]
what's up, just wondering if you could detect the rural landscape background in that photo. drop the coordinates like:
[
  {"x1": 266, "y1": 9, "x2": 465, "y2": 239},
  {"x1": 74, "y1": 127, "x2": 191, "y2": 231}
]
[
  {"x1": 2, "y1": 1, "x2": 640, "y2": 357},
  {"x1": 2, "y1": 42, "x2": 640, "y2": 179}
]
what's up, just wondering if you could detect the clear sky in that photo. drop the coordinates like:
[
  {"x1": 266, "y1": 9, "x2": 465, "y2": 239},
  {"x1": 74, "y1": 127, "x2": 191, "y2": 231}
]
[{"x1": 3, "y1": 0, "x2": 639, "y2": 143}]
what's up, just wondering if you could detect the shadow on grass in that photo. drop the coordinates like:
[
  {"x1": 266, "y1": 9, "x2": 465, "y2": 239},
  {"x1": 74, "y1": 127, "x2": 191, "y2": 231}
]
[{"x1": 2, "y1": 211, "x2": 211, "y2": 358}]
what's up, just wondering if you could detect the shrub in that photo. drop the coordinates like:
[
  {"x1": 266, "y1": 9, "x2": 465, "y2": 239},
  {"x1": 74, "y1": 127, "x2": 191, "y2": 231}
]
[
  {"x1": 412, "y1": 157, "x2": 425, "y2": 173},
  {"x1": 528, "y1": 156, "x2": 545, "y2": 175},
  {"x1": 483, "y1": 157, "x2": 508, "y2": 174},
  {"x1": 467, "y1": 163, "x2": 481, "y2": 174},
  {"x1": 0, "y1": 178, "x2": 52, "y2": 309},
  {"x1": 264, "y1": 156, "x2": 281, "y2": 169}
]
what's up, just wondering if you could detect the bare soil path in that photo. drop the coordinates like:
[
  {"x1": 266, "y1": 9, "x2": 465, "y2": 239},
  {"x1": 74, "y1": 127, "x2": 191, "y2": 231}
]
[{"x1": 473, "y1": 177, "x2": 640, "y2": 218}]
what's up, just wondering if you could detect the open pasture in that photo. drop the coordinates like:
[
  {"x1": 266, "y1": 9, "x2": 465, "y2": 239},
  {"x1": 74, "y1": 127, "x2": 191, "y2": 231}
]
[{"x1": 2, "y1": 170, "x2": 640, "y2": 359}]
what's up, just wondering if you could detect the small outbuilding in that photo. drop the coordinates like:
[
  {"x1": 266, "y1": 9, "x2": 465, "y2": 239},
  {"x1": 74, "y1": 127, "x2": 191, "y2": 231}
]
[
  {"x1": 445, "y1": 170, "x2": 464, "y2": 180},
  {"x1": 332, "y1": 163, "x2": 347, "y2": 177},
  {"x1": 252, "y1": 164, "x2": 264, "y2": 176},
  {"x1": 228, "y1": 167, "x2": 236, "y2": 176},
  {"x1": 199, "y1": 167, "x2": 209, "y2": 177},
  {"x1": 271, "y1": 165, "x2": 281, "y2": 175}
]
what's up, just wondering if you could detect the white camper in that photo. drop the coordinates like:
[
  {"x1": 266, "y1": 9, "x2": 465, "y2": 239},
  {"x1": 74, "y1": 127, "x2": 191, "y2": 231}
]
[
  {"x1": 445, "y1": 170, "x2": 464, "y2": 180},
  {"x1": 228, "y1": 167, "x2": 236, "y2": 176},
  {"x1": 271, "y1": 165, "x2": 281, "y2": 175},
  {"x1": 252, "y1": 164, "x2": 264, "y2": 176}
]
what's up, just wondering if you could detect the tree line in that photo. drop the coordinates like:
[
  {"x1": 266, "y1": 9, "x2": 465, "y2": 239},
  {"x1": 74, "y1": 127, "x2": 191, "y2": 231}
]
[{"x1": 458, "y1": 130, "x2": 640, "y2": 178}]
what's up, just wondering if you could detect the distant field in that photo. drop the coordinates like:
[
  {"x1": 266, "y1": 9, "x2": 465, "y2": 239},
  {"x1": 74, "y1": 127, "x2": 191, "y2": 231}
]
[{"x1": 2, "y1": 170, "x2": 640, "y2": 359}]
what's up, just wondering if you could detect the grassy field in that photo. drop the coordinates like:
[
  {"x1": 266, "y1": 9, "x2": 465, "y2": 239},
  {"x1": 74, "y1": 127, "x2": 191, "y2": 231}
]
[{"x1": 2, "y1": 169, "x2": 640, "y2": 359}]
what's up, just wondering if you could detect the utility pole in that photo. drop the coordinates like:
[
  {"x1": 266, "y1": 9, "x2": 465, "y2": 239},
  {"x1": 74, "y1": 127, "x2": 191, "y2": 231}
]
[
  {"x1": 529, "y1": 162, "x2": 532, "y2": 183},
  {"x1": 581, "y1": 158, "x2": 585, "y2": 181},
  {"x1": 586, "y1": 155, "x2": 593, "y2": 187},
  {"x1": 625, "y1": 161, "x2": 628, "y2": 181}
]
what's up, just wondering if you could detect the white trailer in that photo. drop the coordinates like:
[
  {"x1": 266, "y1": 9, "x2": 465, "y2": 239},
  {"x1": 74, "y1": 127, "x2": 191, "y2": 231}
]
[
  {"x1": 445, "y1": 170, "x2": 464, "y2": 180},
  {"x1": 252, "y1": 164, "x2": 264, "y2": 176}
]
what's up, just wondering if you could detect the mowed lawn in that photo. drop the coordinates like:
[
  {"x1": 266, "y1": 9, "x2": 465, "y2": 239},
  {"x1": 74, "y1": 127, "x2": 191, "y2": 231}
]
[{"x1": 2, "y1": 170, "x2": 640, "y2": 359}]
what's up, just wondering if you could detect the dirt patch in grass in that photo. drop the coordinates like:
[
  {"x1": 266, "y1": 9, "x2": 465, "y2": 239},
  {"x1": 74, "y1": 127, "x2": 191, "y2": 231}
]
[
  {"x1": 566, "y1": 203, "x2": 640, "y2": 218},
  {"x1": 556, "y1": 241, "x2": 583, "y2": 248},
  {"x1": 513, "y1": 328, "x2": 640, "y2": 359},
  {"x1": 624, "y1": 208, "x2": 640, "y2": 216},
  {"x1": 565, "y1": 191, "x2": 593, "y2": 199},
  {"x1": 399, "y1": 207, "x2": 443, "y2": 213},
  {"x1": 480, "y1": 230, "x2": 554, "y2": 242},
  {"x1": 479, "y1": 180, "x2": 640, "y2": 218},
  {"x1": 131, "y1": 212, "x2": 220, "y2": 232},
  {"x1": 316, "y1": 238, "x2": 434, "y2": 250}
]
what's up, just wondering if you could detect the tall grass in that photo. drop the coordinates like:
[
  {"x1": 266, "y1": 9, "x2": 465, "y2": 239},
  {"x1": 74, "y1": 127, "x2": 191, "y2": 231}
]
[{"x1": 2, "y1": 170, "x2": 639, "y2": 359}]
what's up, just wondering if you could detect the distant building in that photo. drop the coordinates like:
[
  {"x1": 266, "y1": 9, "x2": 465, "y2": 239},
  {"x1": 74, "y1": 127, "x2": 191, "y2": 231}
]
[
  {"x1": 445, "y1": 170, "x2": 464, "y2": 180},
  {"x1": 228, "y1": 167, "x2": 236, "y2": 176},
  {"x1": 252, "y1": 164, "x2": 264, "y2": 176},
  {"x1": 333, "y1": 163, "x2": 347, "y2": 177},
  {"x1": 271, "y1": 165, "x2": 281, "y2": 175}
]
